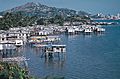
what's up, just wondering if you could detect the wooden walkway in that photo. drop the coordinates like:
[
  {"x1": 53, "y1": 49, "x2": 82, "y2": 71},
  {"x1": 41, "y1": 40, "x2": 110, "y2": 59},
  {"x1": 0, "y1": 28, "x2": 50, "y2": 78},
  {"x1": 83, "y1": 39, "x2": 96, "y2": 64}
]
[
  {"x1": 2, "y1": 56, "x2": 30, "y2": 62},
  {"x1": 33, "y1": 44, "x2": 66, "y2": 47}
]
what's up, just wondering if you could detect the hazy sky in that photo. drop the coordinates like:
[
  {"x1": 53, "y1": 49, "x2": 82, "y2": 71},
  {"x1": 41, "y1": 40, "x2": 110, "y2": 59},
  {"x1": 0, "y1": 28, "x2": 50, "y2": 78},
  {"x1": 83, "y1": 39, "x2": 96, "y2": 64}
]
[{"x1": 0, "y1": 0, "x2": 120, "y2": 14}]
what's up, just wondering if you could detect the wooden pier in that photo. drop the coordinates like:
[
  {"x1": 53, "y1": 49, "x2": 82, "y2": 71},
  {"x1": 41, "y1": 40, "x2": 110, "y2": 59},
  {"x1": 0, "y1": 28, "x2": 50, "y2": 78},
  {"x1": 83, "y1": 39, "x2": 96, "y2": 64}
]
[
  {"x1": 0, "y1": 56, "x2": 29, "y2": 70},
  {"x1": 2, "y1": 56, "x2": 29, "y2": 62}
]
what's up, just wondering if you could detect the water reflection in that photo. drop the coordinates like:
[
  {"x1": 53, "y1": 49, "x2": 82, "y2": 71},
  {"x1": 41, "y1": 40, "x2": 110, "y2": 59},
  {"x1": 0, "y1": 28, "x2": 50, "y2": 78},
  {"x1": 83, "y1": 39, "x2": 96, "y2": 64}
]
[
  {"x1": 83, "y1": 34, "x2": 92, "y2": 38},
  {"x1": 44, "y1": 57, "x2": 65, "y2": 70},
  {"x1": 0, "y1": 47, "x2": 23, "y2": 58},
  {"x1": 67, "y1": 35, "x2": 80, "y2": 39},
  {"x1": 31, "y1": 47, "x2": 45, "y2": 57},
  {"x1": 0, "y1": 49, "x2": 15, "y2": 58},
  {"x1": 94, "y1": 32, "x2": 105, "y2": 37}
]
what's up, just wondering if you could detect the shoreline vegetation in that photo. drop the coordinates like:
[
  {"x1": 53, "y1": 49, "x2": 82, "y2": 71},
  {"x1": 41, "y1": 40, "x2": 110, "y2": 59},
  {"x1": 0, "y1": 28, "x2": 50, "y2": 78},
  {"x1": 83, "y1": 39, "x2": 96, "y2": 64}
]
[
  {"x1": 0, "y1": 62, "x2": 65, "y2": 79},
  {"x1": 0, "y1": 12, "x2": 90, "y2": 30}
]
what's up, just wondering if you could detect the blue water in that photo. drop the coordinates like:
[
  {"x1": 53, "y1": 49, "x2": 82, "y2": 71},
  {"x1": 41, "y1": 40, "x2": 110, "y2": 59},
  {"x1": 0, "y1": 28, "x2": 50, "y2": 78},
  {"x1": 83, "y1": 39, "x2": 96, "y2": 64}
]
[
  {"x1": 93, "y1": 19, "x2": 120, "y2": 23},
  {"x1": 23, "y1": 25, "x2": 120, "y2": 79}
]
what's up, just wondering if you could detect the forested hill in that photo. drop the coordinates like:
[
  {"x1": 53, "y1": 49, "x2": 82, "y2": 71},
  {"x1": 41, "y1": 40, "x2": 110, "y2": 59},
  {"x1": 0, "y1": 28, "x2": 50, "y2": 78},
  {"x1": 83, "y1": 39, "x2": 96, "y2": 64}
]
[{"x1": 0, "y1": 2, "x2": 89, "y2": 17}]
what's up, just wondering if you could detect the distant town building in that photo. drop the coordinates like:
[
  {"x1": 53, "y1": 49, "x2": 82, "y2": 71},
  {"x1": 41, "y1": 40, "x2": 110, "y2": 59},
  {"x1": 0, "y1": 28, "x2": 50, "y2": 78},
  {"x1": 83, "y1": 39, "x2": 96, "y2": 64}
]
[
  {"x1": 0, "y1": 16, "x2": 3, "y2": 18},
  {"x1": 93, "y1": 13, "x2": 120, "y2": 20}
]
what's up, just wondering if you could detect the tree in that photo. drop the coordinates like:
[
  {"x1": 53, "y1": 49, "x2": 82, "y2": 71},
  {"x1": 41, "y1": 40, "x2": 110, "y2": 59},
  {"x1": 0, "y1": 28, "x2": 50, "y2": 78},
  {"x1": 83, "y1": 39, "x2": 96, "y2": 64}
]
[
  {"x1": 37, "y1": 18, "x2": 45, "y2": 25},
  {"x1": 0, "y1": 12, "x2": 38, "y2": 30}
]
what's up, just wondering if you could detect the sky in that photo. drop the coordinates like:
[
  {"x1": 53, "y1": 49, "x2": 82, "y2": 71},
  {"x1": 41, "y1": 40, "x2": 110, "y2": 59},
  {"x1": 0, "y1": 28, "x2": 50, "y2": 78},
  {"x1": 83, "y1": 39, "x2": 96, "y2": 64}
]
[{"x1": 0, "y1": 0, "x2": 120, "y2": 15}]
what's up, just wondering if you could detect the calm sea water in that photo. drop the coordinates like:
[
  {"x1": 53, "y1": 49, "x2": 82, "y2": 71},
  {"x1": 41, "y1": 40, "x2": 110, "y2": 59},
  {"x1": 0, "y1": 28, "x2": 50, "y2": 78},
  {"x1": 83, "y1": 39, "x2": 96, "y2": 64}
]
[
  {"x1": 22, "y1": 24, "x2": 120, "y2": 79},
  {"x1": 93, "y1": 19, "x2": 120, "y2": 24}
]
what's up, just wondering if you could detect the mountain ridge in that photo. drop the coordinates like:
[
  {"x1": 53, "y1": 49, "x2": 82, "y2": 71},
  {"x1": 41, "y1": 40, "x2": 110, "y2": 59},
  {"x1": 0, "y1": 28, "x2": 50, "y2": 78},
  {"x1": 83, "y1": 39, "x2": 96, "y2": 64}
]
[{"x1": 0, "y1": 2, "x2": 90, "y2": 17}]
